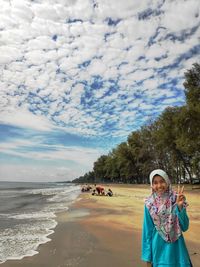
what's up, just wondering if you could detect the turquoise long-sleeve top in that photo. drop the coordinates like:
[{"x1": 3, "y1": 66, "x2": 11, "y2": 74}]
[{"x1": 141, "y1": 205, "x2": 193, "y2": 267}]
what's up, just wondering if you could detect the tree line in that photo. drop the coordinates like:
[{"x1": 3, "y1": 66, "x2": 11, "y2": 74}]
[{"x1": 73, "y1": 63, "x2": 200, "y2": 184}]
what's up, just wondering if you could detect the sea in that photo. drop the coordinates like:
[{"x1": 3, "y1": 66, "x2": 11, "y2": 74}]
[{"x1": 0, "y1": 181, "x2": 81, "y2": 264}]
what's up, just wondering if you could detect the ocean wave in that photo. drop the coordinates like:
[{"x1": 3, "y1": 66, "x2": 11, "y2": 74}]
[
  {"x1": 0, "y1": 219, "x2": 57, "y2": 264},
  {"x1": 28, "y1": 185, "x2": 80, "y2": 196},
  {"x1": 7, "y1": 211, "x2": 56, "y2": 220},
  {"x1": 0, "y1": 183, "x2": 81, "y2": 264}
]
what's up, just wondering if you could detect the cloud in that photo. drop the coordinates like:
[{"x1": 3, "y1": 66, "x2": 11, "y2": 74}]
[
  {"x1": 0, "y1": 138, "x2": 102, "y2": 167},
  {"x1": 0, "y1": 107, "x2": 54, "y2": 131},
  {"x1": 161, "y1": 0, "x2": 200, "y2": 32},
  {"x1": 0, "y1": 46, "x2": 23, "y2": 64},
  {"x1": 0, "y1": 134, "x2": 104, "y2": 182},
  {"x1": 0, "y1": 0, "x2": 200, "y2": 181},
  {"x1": 0, "y1": 164, "x2": 82, "y2": 182}
]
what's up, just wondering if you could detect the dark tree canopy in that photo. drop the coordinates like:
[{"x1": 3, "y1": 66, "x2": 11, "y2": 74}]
[{"x1": 184, "y1": 63, "x2": 200, "y2": 108}]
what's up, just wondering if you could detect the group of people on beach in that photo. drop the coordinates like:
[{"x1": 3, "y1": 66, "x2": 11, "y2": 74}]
[
  {"x1": 81, "y1": 184, "x2": 113, "y2": 197},
  {"x1": 92, "y1": 185, "x2": 113, "y2": 197}
]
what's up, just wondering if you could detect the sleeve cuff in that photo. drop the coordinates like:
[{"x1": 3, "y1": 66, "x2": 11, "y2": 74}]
[{"x1": 175, "y1": 204, "x2": 186, "y2": 214}]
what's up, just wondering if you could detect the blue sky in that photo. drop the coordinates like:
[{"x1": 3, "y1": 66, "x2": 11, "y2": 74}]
[{"x1": 0, "y1": 0, "x2": 200, "y2": 182}]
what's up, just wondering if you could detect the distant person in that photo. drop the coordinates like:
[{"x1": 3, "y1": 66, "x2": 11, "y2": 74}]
[
  {"x1": 106, "y1": 188, "x2": 113, "y2": 197},
  {"x1": 81, "y1": 184, "x2": 92, "y2": 192},
  {"x1": 95, "y1": 185, "x2": 104, "y2": 195},
  {"x1": 92, "y1": 189, "x2": 97, "y2": 195},
  {"x1": 86, "y1": 184, "x2": 92, "y2": 191},
  {"x1": 81, "y1": 185, "x2": 86, "y2": 192},
  {"x1": 141, "y1": 169, "x2": 193, "y2": 267}
]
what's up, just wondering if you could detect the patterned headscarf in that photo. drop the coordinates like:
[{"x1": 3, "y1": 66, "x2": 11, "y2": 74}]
[
  {"x1": 145, "y1": 169, "x2": 183, "y2": 243},
  {"x1": 149, "y1": 169, "x2": 170, "y2": 188}
]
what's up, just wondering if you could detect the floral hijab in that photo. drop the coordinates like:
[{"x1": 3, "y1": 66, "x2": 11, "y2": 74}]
[{"x1": 145, "y1": 169, "x2": 187, "y2": 243}]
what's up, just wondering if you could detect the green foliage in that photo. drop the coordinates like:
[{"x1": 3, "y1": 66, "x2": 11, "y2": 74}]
[
  {"x1": 184, "y1": 63, "x2": 200, "y2": 108},
  {"x1": 93, "y1": 155, "x2": 109, "y2": 182},
  {"x1": 73, "y1": 171, "x2": 95, "y2": 183},
  {"x1": 73, "y1": 63, "x2": 200, "y2": 184}
]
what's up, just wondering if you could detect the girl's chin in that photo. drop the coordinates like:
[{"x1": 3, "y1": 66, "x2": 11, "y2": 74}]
[{"x1": 156, "y1": 190, "x2": 165, "y2": 195}]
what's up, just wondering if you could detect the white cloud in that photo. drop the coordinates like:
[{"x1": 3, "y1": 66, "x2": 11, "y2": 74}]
[
  {"x1": 0, "y1": 107, "x2": 54, "y2": 131},
  {"x1": 87, "y1": 58, "x2": 107, "y2": 76},
  {"x1": 0, "y1": 136, "x2": 104, "y2": 181},
  {"x1": 161, "y1": 0, "x2": 200, "y2": 32},
  {"x1": 0, "y1": 140, "x2": 102, "y2": 168},
  {"x1": 0, "y1": 164, "x2": 82, "y2": 182},
  {"x1": 0, "y1": 46, "x2": 22, "y2": 64}
]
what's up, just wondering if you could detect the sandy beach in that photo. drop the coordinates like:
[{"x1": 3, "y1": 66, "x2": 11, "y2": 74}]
[{"x1": 1, "y1": 184, "x2": 200, "y2": 267}]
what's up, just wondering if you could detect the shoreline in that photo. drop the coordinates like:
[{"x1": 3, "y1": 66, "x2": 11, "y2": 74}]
[{"x1": 1, "y1": 184, "x2": 199, "y2": 267}]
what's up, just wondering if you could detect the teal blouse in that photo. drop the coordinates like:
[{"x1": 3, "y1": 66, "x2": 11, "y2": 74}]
[{"x1": 141, "y1": 205, "x2": 193, "y2": 266}]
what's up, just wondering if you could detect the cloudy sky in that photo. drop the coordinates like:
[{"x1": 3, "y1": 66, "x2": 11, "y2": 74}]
[{"x1": 0, "y1": 0, "x2": 200, "y2": 182}]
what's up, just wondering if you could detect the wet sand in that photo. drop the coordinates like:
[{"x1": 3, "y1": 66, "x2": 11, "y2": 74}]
[{"x1": 1, "y1": 184, "x2": 199, "y2": 267}]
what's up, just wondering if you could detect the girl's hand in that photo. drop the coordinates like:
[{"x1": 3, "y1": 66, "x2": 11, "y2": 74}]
[{"x1": 176, "y1": 185, "x2": 185, "y2": 210}]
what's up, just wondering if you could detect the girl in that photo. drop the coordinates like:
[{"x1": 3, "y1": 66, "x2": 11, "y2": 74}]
[{"x1": 141, "y1": 169, "x2": 193, "y2": 267}]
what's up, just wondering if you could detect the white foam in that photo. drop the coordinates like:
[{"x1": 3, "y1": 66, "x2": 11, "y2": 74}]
[
  {"x1": 8, "y1": 211, "x2": 56, "y2": 220},
  {"x1": 0, "y1": 219, "x2": 57, "y2": 264},
  {"x1": 27, "y1": 185, "x2": 80, "y2": 198},
  {"x1": 0, "y1": 184, "x2": 81, "y2": 264}
]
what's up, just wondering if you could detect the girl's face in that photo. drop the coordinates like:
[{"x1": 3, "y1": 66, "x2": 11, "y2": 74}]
[{"x1": 152, "y1": 175, "x2": 168, "y2": 194}]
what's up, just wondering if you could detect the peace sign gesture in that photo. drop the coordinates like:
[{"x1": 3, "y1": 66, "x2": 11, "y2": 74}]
[{"x1": 176, "y1": 185, "x2": 185, "y2": 210}]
